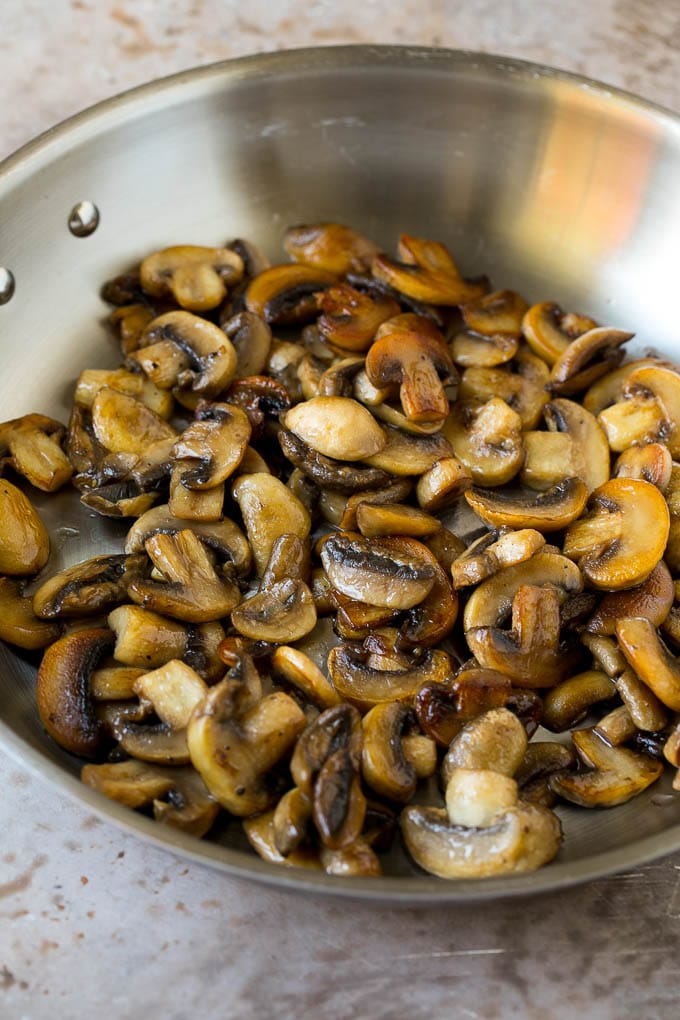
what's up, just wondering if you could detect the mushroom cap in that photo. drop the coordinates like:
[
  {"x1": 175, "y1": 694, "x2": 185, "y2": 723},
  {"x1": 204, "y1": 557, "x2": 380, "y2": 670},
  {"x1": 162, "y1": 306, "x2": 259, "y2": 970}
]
[
  {"x1": 321, "y1": 533, "x2": 437, "y2": 610},
  {"x1": 0, "y1": 479, "x2": 50, "y2": 576},
  {"x1": 465, "y1": 477, "x2": 588, "y2": 532},
  {"x1": 284, "y1": 396, "x2": 386, "y2": 461}
]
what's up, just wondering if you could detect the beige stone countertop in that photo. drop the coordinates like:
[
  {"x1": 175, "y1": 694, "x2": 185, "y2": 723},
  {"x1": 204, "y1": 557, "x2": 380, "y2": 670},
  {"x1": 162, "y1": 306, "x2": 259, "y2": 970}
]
[{"x1": 1, "y1": 2, "x2": 680, "y2": 1018}]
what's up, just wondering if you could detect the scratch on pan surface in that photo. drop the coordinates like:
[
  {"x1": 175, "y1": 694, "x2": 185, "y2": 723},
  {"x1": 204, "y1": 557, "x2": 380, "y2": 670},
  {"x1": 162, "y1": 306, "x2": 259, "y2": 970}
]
[{"x1": 392, "y1": 948, "x2": 508, "y2": 961}]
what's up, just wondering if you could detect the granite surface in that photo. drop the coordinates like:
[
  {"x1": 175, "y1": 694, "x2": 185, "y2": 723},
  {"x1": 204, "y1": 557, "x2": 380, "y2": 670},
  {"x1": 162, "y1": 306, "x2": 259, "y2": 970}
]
[{"x1": 1, "y1": 2, "x2": 680, "y2": 1018}]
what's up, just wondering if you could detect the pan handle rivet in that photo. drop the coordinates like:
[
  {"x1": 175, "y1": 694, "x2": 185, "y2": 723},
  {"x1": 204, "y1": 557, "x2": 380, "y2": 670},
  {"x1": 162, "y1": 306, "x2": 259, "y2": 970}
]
[
  {"x1": 68, "y1": 200, "x2": 100, "y2": 237},
  {"x1": 0, "y1": 267, "x2": 15, "y2": 305}
]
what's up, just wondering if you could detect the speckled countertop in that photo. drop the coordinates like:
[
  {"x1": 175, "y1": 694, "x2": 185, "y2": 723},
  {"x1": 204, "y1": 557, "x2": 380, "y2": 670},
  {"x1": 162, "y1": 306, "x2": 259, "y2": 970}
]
[{"x1": 2, "y1": 3, "x2": 680, "y2": 1018}]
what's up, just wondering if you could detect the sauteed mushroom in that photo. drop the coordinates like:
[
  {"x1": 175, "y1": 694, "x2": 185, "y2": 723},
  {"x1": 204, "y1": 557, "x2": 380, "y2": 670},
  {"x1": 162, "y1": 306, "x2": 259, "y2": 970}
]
[
  {"x1": 140, "y1": 244, "x2": 243, "y2": 312},
  {"x1": 0, "y1": 414, "x2": 73, "y2": 492}
]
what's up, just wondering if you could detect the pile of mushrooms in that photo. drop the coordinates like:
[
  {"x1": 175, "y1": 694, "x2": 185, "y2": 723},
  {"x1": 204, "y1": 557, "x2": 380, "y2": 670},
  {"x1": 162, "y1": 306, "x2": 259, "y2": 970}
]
[{"x1": 2, "y1": 224, "x2": 680, "y2": 881}]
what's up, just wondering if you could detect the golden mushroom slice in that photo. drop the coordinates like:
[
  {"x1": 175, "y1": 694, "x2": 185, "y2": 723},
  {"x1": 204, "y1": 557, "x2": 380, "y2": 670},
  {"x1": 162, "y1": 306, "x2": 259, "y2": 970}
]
[
  {"x1": 140, "y1": 244, "x2": 244, "y2": 312},
  {"x1": 626, "y1": 364, "x2": 680, "y2": 458},
  {"x1": 283, "y1": 396, "x2": 386, "y2": 461},
  {"x1": 613, "y1": 442, "x2": 673, "y2": 490},
  {"x1": 372, "y1": 234, "x2": 485, "y2": 305},
  {"x1": 328, "y1": 639, "x2": 453, "y2": 711},
  {"x1": 91, "y1": 387, "x2": 177, "y2": 457},
  {"x1": 0, "y1": 479, "x2": 50, "y2": 575},
  {"x1": 132, "y1": 310, "x2": 238, "y2": 399},
  {"x1": 563, "y1": 478, "x2": 670, "y2": 590},
  {"x1": 320, "y1": 534, "x2": 437, "y2": 610},
  {"x1": 0, "y1": 578, "x2": 61, "y2": 650},
  {"x1": 243, "y1": 811, "x2": 321, "y2": 869},
  {"x1": 543, "y1": 398, "x2": 610, "y2": 493},
  {"x1": 597, "y1": 391, "x2": 668, "y2": 452},
  {"x1": 548, "y1": 326, "x2": 632, "y2": 395},
  {"x1": 541, "y1": 671, "x2": 617, "y2": 732},
  {"x1": 74, "y1": 368, "x2": 174, "y2": 419},
  {"x1": 451, "y1": 528, "x2": 546, "y2": 589},
  {"x1": 188, "y1": 676, "x2": 306, "y2": 816},
  {"x1": 416, "y1": 457, "x2": 472, "y2": 513},
  {"x1": 586, "y1": 560, "x2": 674, "y2": 635},
  {"x1": 583, "y1": 357, "x2": 668, "y2": 415},
  {"x1": 125, "y1": 504, "x2": 251, "y2": 576},
  {"x1": 283, "y1": 222, "x2": 379, "y2": 275},
  {"x1": 231, "y1": 472, "x2": 311, "y2": 577},
  {"x1": 364, "y1": 322, "x2": 456, "y2": 424},
  {"x1": 221, "y1": 311, "x2": 273, "y2": 379},
  {"x1": 443, "y1": 397, "x2": 524, "y2": 486},
  {"x1": 271, "y1": 646, "x2": 341, "y2": 709},
  {"x1": 415, "y1": 668, "x2": 511, "y2": 747},
  {"x1": 450, "y1": 289, "x2": 527, "y2": 367},
  {"x1": 231, "y1": 535, "x2": 317, "y2": 644},
  {"x1": 355, "y1": 502, "x2": 441, "y2": 539},
  {"x1": 361, "y1": 703, "x2": 419, "y2": 803},
  {"x1": 615, "y1": 667, "x2": 668, "y2": 732},
  {"x1": 616, "y1": 616, "x2": 680, "y2": 711},
  {"x1": 522, "y1": 300, "x2": 598, "y2": 365},
  {"x1": 465, "y1": 477, "x2": 588, "y2": 532},
  {"x1": 549, "y1": 727, "x2": 663, "y2": 807},
  {"x1": 317, "y1": 283, "x2": 400, "y2": 352},
  {"x1": 32, "y1": 553, "x2": 147, "y2": 619},
  {"x1": 442, "y1": 707, "x2": 528, "y2": 784},
  {"x1": 362, "y1": 426, "x2": 454, "y2": 477},
  {"x1": 171, "y1": 403, "x2": 251, "y2": 489},
  {"x1": 0, "y1": 413, "x2": 73, "y2": 492},
  {"x1": 457, "y1": 358, "x2": 550, "y2": 431},
  {"x1": 245, "y1": 263, "x2": 338, "y2": 324}
]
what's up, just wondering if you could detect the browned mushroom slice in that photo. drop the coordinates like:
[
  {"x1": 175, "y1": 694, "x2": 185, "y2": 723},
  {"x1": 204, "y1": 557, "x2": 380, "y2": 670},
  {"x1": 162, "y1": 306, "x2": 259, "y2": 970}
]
[
  {"x1": 134, "y1": 659, "x2": 208, "y2": 730},
  {"x1": 223, "y1": 375, "x2": 292, "y2": 439},
  {"x1": 415, "y1": 457, "x2": 472, "y2": 512},
  {"x1": 140, "y1": 245, "x2": 243, "y2": 312},
  {"x1": 221, "y1": 311, "x2": 272, "y2": 379},
  {"x1": 320, "y1": 534, "x2": 436, "y2": 610},
  {"x1": 615, "y1": 667, "x2": 668, "y2": 732},
  {"x1": 129, "y1": 529, "x2": 241, "y2": 623},
  {"x1": 583, "y1": 357, "x2": 668, "y2": 415},
  {"x1": 362, "y1": 426, "x2": 454, "y2": 478},
  {"x1": 597, "y1": 391, "x2": 668, "y2": 452},
  {"x1": 125, "y1": 504, "x2": 251, "y2": 576},
  {"x1": 133, "y1": 310, "x2": 238, "y2": 398},
  {"x1": 244, "y1": 264, "x2": 337, "y2": 324},
  {"x1": 271, "y1": 646, "x2": 341, "y2": 709},
  {"x1": 74, "y1": 368, "x2": 174, "y2": 419},
  {"x1": 563, "y1": 478, "x2": 669, "y2": 590},
  {"x1": 0, "y1": 578, "x2": 61, "y2": 649},
  {"x1": 316, "y1": 284, "x2": 400, "y2": 352},
  {"x1": 272, "y1": 787, "x2": 313, "y2": 856},
  {"x1": 284, "y1": 222, "x2": 379, "y2": 274},
  {"x1": 0, "y1": 413, "x2": 73, "y2": 492},
  {"x1": 316, "y1": 356, "x2": 366, "y2": 399},
  {"x1": 37, "y1": 628, "x2": 114, "y2": 757},
  {"x1": 541, "y1": 670, "x2": 616, "y2": 732},
  {"x1": 449, "y1": 330, "x2": 518, "y2": 368},
  {"x1": 401, "y1": 801, "x2": 561, "y2": 879},
  {"x1": 110, "y1": 303, "x2": 157, "y2": 356},
  {"x1": 465, "y1": 477, "x2": 588, "y2": 532},
  {"x1": 614, "y1": 442, "x2": 672, "y2": 490},
  {"x1": 542, "y1": 398, "x2": 610, "y2": 493},
  {"x1": 397, "y1": 556, "x2": 459, "y2": 649},
  {"x1": 91, "y1": 387, "x2": 176, "y2": 457},
  {"x1": 327, "y1": 640, "x2": 453, "y2": 711},
  {"x1": 171, "y1": 403, "x2": 251, "y2": 489},
  {"x1": 549, "y1": 727, "x2": 663, "y2": 807},
  {"x1": 243, "y1": 811, "x2": 321, "y2": 868},
  {"x1": 586, "y1": 560, "x2": 674, "y2": 635},
  {"x1": 625, "y1": 364, "x2": 680, "y2": 458},
  {"x1": 232, "y1": 472, "x2": 311, "y2": 577},
  {"x1": 593, "y1": 706, "x2": 638, "y2": 747},
  {"x1": 337, "y1": 479, "x2": 413, "y2": 531},
  {"x1": 441, "y1": 707, "x2": 528, "y2": 784},
  {"x1": 549, "y1": 326, "x2": 632, "y2": 395},
  {"x1": 415, "y1": 668, "x2": 511, "y2": 747},
  {"x1": 616, "y1": 616, "x2": 680, "y2": 711},
  {"x1": 232, "y1": 578, "x2": 317, "y2": 644},
  {"x1": 361, "y1": 703, "x2": 418, "y2": 803},
  {"x1": 108, "y1": 605, "x2": 191, "y2": 668},
  {"x1": 364, "y1": 323, "x2": 456, "y2": 423},
  {"x1": 522, "y1": 300, "x2": 598, "y2": 365},
  {"x1": 355, "y1": 502, "x2": 441, "y2": 539},
  {"x1": 320, "y1": 840, "x2": 382, "y2": 877},
  {"x1": 372, "y1": 234, "x2": 485, "y2": 305},
  {"x1": 283, "y1": 396, "x2": 385, "y2": 461},
  {"x1": 188, "y1": 675, "x2": 306, "y2": 816},
  {"x1": 457, "y1": 358, "x2": 550, "y2": 431},
  {"x1": 32, "y1": 553, "x2": 147, "y2": 619},
  {"x1": 443, "y1": 398, "x2": 524, "y2": 485},
  {"x1": 515, "y1": 742, "x2": 578, "y2": 806},
  {"x1": 461, "y1": 289, "x2": 528, "y2": 340},
  {"x1": 279, "y1": 430, "x2": 392, "y2": 493},
  {"x1": 466, "y1": 583, "x2": 584, "y2": 687},
  {"x1": 451, "y1": 528, "x2": 546, "y2": 589},
  {"x1": 0, "y1": 480, "x2": 50, "y2": 576},
  {"x1": 290, "y1": 703, "x2": 363, "y2": 792}
]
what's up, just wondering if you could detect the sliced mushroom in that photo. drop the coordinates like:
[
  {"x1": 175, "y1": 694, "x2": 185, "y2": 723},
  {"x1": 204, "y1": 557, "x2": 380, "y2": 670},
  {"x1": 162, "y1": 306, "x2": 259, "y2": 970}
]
[
  {"x1": 140, "y1": 244, "x2": 243, "y2": 312},
  {"x1": 441, "y1": 707, "x2": 528, "y2": 786},
  {"x1": 91, "y1": 387, "x2": 176, "y2": 457},
  {"x1": 583, "y1": 357, "x2": 667, "y2": 415},
  {"x1": 415, "y1": 667, "x2": 511, "y2": 747},
  {"x1": 451, "y1": 528, "x2": 546, "y2": 589},
  {"x1": 125, "y1": 504, "x2": 251, "y2": 576},
  {"x1": 365, "y1": 322, "x2": 456, "y2": 423},
  {"x1": 355, "y1": 502, "x2": 441, "y2": 539},
  {"x1": 132, "y1": 310, "x2": 237, "y2": 398},
  {"x1": 593, "y1": 706, "x2": 638, "y2": 747},
  {"x1": 401, "y1": 801, "x2": 561, "y2": 879},
  {"x1": 522, "y1": 301, "x2": 598, "y2": 365},
  {"x1": 188, "y1": 674, "x2": 306, "y2": 815},
  {"x1": 625, "y1": 364, "x2": 680, "y2": 458},
  {"x1": 415, "y1": 456, "x2": 472, "y2": 513},
  {"x1": 271, "y1": 646, "x2": 341, "y2": 709},
  {"x1": 563, "y1": 478, "x2": 669, "y2": 590},
  {"x1": 397, "y1": 555, "x2": 459, "y2": 649},
  {"x1": 320, "y1": 533, "x2": 436, "y2": 610},
  {"x1": 445, "y1": 767, "x2": 519, "y2": 828},
  {"x1": 443, "y1": 398, "x2": 524, "y2": 486},
  {"x1": 465, "y1": 477, "x2": 588, "y2": 532},
  {"x1": 108, "y1": 605, "x2": 189, "y2": 668},
  {"x1": 317, "y1": 283, "x2": 400, "y2": 352},
  {"x1": 362, "y1": 426, "x2": 455, "y2": 477},
  {"x1": 613, "y1": 442, "x2": 672, "y2": 490},
  {"x1": 338, "y1": 479, "x2": 413, "y2": 531},
  {"x1": 283, "y1": 396, "x2": 385, "y2": 461},
  {"x1": 327, "y1": 639, "x2": 453, "y2": 711},
  {"x1": 317, "y1": 356, "x2": 366, "y2": 398},
  {"x1": 0, "y1": 578, "x2": 61, "y2": 649},
  {"x1": 541, "y1": 670, "x2": 616, "y2": 732},
  {"x1": 133, "y1": 659, "x2": 208, "y2": 730},
  {"x1": 283, "y1": 222, "x2": 379, "y2": 275},
  {"x1": 271, "y1": 786, "x2": 313, "y2": 857},
  {"x1": 231, "y1": 472, "x2": 311, "y2": 577},
  {"x1": 74, "y1": 368, "x2": 174, "y2": 419},
  {"x1": 278, "y1": 429, "x2": 392, "y2": 493},
  {"x1": 36, "y1": 627, "x2": 114, "y2": 756},
  {"x1": 320, "y1": 840, "x2": 382, "y2": 877},
  {"x1": 457, "y1": 361, "x2": 550, "y2": 431},
  {"x1": 597, "y1": 391, "x2": 668, "y2": 452},
  {"x1": 0, "y1": 414, "x2": 73, "y2": 492},
  {"x1": 109, "y1": 302, "x2": 157, "y2": 355},
  {"x1": 361, "y1": 703, "x2": 418, "y2": 803},
  {"x1": 515, "y1": 741, "x2": 578, "y2": 806},
  {"x1": 549, "y1": 326, "x2": 632, "y2": 395},
  {"x1": 586, "y1": 560, "x2": 674, "y2": 635},
  {"x1": 616, "y1": 616, "x2": 680, "y2": 711},
  {"x1": 615, "y1": 667, "x2": 668, "y2": 732},
  {"x1": 461, "y1": 289, "x2": 528, "y2": 340},
  {"x1": 167, "y1": 469, "x2": 224, "y2": 522},
  {"x1": 129, "y1": 529, "x2": 241, "y2": 623},
  {"x1": 32, "y1": 553, "x2": 147, "y2": 619},
  {"x1": 243, "y1": 810, "x2": 321, "y2": 868},
  {"x1": 171, "y1": 402, "x2": 251, "y2": 489},
  {"x1": 223, "y1": 375, "x2": 292, "y2": 439},
  {"x1": 221, "y1": 311, "x2": 272, "y2": 379},
  {"x1": 549, "y1": 727, "x2": 663, "y2": 807},
  {"x1": 231, "y1": 535, "x2": 317, "y2": 644},
  {"x1": 541, "y1": 398, "x2": 610, "y2": 493},
  {"x1": 0, "y1": 480, "x2": 50, "y2": 575},
  {"x1": 372, "y1": 234, "x2": 485, "y2": 305},
  {"x1": 245, "y1": 264, "x2": 337, "y2": 324},
  {"x1": 450, "y1": 329, "x2": 518, "y2": 368}
]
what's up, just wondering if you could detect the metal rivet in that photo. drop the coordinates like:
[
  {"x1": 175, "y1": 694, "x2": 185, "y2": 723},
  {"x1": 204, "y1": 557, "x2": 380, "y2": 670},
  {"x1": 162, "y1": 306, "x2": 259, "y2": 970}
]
[
  {"x1": 68, "y1": 200, "x2": 100, "y2": 237},
  {"x1": 0, "y1": 267, "x2": 15, "y2": 305}
]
